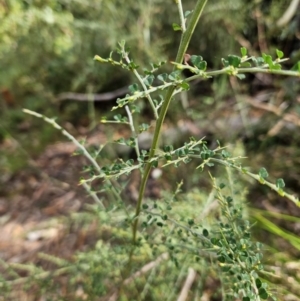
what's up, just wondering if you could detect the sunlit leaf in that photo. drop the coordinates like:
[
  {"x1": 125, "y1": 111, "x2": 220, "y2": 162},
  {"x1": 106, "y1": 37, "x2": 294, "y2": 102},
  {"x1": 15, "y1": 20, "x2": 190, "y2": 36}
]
[
  {"x1": 259, "y1": 167, "x2": 268, "y2": 179},
  {"x1": 172, "y1": 23, "x2": 181, "y2": 31},
  {"x1": 276, "y1": 49, "x2": 284, "y2": 59},
  {"x1": 240, "y1": 47, "x2": 247, "y2": 57}
]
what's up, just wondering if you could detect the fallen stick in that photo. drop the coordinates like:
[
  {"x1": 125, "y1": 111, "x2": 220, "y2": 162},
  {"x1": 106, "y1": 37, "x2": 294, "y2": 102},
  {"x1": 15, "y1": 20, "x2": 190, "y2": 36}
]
[{"x1": 57, "y1": 86, "x2": 129, "y2": 102}]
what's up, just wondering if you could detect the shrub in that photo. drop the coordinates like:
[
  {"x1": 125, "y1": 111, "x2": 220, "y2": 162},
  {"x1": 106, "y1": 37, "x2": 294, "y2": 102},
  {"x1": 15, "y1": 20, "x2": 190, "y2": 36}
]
[{"x1": 2, "y1": 0, "x2": 300, "y2": 300}]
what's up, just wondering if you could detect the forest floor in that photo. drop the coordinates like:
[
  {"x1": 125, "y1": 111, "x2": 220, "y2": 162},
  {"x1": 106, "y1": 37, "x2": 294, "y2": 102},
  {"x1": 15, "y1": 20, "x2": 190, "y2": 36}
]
[{"x1": 1, "y1": 88, "x2": 300, "y2": 300}]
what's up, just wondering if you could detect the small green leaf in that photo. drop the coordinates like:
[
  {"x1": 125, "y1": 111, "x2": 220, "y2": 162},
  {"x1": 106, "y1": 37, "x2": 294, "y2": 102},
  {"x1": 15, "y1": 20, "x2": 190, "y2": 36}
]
[
  {"x1": 172, "y1": 23, "x2": 182, "y2": 31},
  {"x1": 157, "y1": 73, "x2": 168, "y2": 82},
  {"x1": 241, "y1": 62, "x2": 251, "y2": 67},
  {"x1": 143, "y1": 75, "x2": 154, "y2": 86},
  {"x1": 221, "y1": 58, "x2": 229, "y2": 67},
  {"x1": 128, "y1": 83, "x2": 139, "y2": 93},
  {"x1": 113, "y1": 114, "x2": 122, "y2": 121},
  {"x1": 236, "y1": 73, "x2": 246, "y2": 80},
  {"x1": 252, "y1": 56, "x2": 265, "y2": 66},
  {"x1": 226, "y1": 196, "x2": 233, "y2": 204},
  {"x1": 210, "y1": 238, "x2": 220, "y2": 246},
  {"x1": 163, "y1": 145, "x2": 173, "y2": 152},
  {"x1": 221, "y1": 150, "x2": 230, "y2": 158},
  {"x1": 262, "y1": 53, "x2": 273, "y2": 68},
  {"x1": 180, "y1": 81, "x2": 190, "y2": 91},
  {"x1": 227, "y1": 55, "x2": 241, "y2": 67},
  {"x1": 218, "y1": 255, "x2": 226, "y2": 263},
  {"x1": 164, "y1": 153, "x2": 172, "y2": 161},
  {"x1": 126, "y1": 137, "x2": 136, "y2": 147},
  {"x1": 116, "y1": 97, "x2": 126, "y2": 107},
  {"x1": 139, "y1": 123, "x2": 150, "y2": 133},
  {"x1": 131, "y1": 105, "x2": 141, "y2": 113},
  {"x1": 291, "y1": 61, "x2": 300, "y2": 73},
  {"x1": 259, "y1": 167, "x2": 269, "y2": 179},
  {"x1": 240, "y1": 47, "x2": 247, "y2": 57},
  {"x1": 126, "y1": 159, "x2": 134, "y2": 166},
  {"x1": 200, "y1": 151, "x2": 209, "y2": 159},
  {"x1": 198, "y1": 60, "x2": 207, "y2": 71},
  {"x1": 188, "y1": 219, "x2": 194, "y2": 226},
  {"x1": 219, "y1": 183, "x2": 226, "y2": 189},
  {"x1": 259, "y1": 288, "x2": 269, "y2": 299},
  {"x1": 276, "y1": 178, "x2": 285, "y2": 189},
  {"x1": 241, "y1": 167, "x2": 248, "y2": 173},
  {"x1": 202, "y1": 229, "x2": 209, "y2": 237},
  {"x1": 168, "y1": 70, "x2": 181, "y2": 80},
  {"x1": 255, "y1": 278, "x2": 262, "y2": 289},
  {"x1": 276, "y1": 49, "x2": 284, "y2": 59},
  {"x1": 190, "y1": 55, "x2": 207, "y2": 70},
  {"x1": 271, "y1": 63, "x2": 282, "y2": 70},
  {"x1": 94, "y1": 55, "x2": 107, "y2": 63},
  {"x1": 128, "y1": 61, "x2": 139, "y2": 70},
  {"x1": 118, "y1": 40, "x2": 125, "y2": 48},
  {"x1": 184, "y1": 10, "x2": 192, "y2": 18}
]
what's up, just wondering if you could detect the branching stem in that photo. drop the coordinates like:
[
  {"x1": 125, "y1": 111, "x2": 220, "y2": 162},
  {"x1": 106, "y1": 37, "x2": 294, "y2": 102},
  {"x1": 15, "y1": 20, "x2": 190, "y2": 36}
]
[
  {"x1": 122, "y1": 51, "x2": 158, "y2": 119},
  {"x1": 131, "y1": 0, "x2": 208, "y2": 246},
  {"x1": 176, "y1": 0, "x2": 186, "y2": 32},
  {"x1": 22, "y1": 109, "x2": 122, "y2": 204},
  {"x1": 125, "y1": 105, "x2": 141, "y2": 159}
]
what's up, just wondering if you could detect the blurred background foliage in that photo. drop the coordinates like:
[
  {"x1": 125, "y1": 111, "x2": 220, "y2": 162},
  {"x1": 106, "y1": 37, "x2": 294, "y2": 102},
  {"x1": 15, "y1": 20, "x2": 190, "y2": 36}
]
[{"x1": 1, "y1": 0, "x2": 299, "y2": 109}]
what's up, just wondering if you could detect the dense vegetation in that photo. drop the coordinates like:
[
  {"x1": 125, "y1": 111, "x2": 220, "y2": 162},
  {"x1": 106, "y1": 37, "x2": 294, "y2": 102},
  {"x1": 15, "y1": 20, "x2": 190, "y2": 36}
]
[{"x1": 0, "y1": 1, "x2": 300, "y2": 300}]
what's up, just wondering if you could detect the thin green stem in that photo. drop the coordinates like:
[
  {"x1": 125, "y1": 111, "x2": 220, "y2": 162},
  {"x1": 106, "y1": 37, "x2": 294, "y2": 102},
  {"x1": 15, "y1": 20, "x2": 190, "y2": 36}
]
[
  {"x1": 82, "y1": 182, "x2": 105, "y2": 209},
  {"x1": 23, "y1": 109, "x2": 101, "y2": 173},
  {"x1": 101, "y1": 120, "x2": 130, "y2": 125},
  {"x1": 112, "y1": 66, "x2": 300, "y2": 110},
  {"x1": 133, "y1": 68, "x2": 158, "y2": 119},
  {"x1": 237, "y1": 67, "x2": 300, "y2": 77},
  {"x1": 125, "y1": 105, "x2": 141, "y2": 159},
  {"x1": 210, "y1": 158, "x2": 300, "y2": 207},
  {"x1": 185, "y1": 66, "x2": 300, "y2": 82},
  {"x1": 176, "y1": 0, "x2": 186, "y2": 32},
  {"x1": 131, "y1": 0, "x2": 208, "y2": 244},
  {"x1": 122, "y1": 51, "x2": 158, "y2": 119},
  {"x1": 22, "y1": 109, "x2": 122, "y2": 204}
]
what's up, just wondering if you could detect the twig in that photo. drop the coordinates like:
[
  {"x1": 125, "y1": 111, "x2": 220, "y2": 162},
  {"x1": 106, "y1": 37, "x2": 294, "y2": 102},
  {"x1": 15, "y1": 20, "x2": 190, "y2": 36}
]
[
  {"x1": 176, "y1": 0, "x2": 186, "y2": 32},
  {"x1": 0, "y1": 265, "x2": 72, "y2": 288},
  {"x1": 229, "y1": 76, "x2": 251, "y2": 136},
  {"x1": 245, "y1": 97, "x2": 300, "y2": 130},
  {"x1": 121, "y1": 49, "x2": 158, "y2": 119},
  {"x1": 57, "y1": 86, "x2": 129, "y2": 102},
  {"x1": 23, "y1": 109, "x2": 101, "y2": 174},
  {"x1": 176, "y1": 268, "x2": 197, "y2": 301},
  {"x1": 223, "y1": 21, "x2": 254, "y2": 53},
  {"x1": 254, "y1": 6, "x2": 268, "y2": 53},
  {"x1": 210, "y1": 157, "x2": 300, "y2": 207},
  {"x1": 277, "y1": 0, "x2": 300, "y2": 27},
  {"x1": 22, "y1": 109, "x2": 122, "y2": 204},
  {"x1": 108, "y1": 253, "x2": 169, "y2": 301},
  {"x1": 125, "y1": 105, "x2": 140, "y2": 158},
  {"x1": 81, "y1": 182, "x2": 105, "y2": 209}
]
